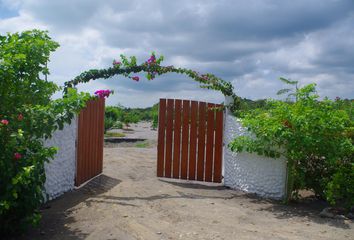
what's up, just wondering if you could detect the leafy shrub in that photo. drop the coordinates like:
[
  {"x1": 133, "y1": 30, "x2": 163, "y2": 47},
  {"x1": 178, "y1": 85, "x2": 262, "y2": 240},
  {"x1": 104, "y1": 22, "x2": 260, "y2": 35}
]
[
  {"x1": 104, "y1": 117, "x2": 116, "y2": 133},
  {"x1": 326, "y1": 163, "x2": 354, "y2": 208},
  {"x1": 113, "y1": 121, "x2": 123, "y2": 129},
  {"x1": 151, "y1": 109, "x2": 158, "y2": 129},
  {"x1": 0, "y1": 30, "x2": 90, "y2": 234},
  {"x1": 105, "y1": 106, "x2": 123, "y2": 121},
  {"x1": 104, "y1": 103, "x2": 160, "y2": 130},
  {"x1": 122, "y1": 112, "x2": 140, "y2": 128},
  {"x1": 229, "y1": 84, "x2": 353, "y2": 207},
  {"x1": 0, "y1": 30, "x2": 59, "y2": 112},
  {"x1": 104, "y1": 106, "x2": 124, "y2": 132}
]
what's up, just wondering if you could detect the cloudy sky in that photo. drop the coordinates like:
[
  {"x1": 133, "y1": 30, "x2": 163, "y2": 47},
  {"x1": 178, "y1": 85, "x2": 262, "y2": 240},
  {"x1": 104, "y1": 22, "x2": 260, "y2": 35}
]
[{"x1": 1, "y1": 0, "x2": 353, "y2": 107}]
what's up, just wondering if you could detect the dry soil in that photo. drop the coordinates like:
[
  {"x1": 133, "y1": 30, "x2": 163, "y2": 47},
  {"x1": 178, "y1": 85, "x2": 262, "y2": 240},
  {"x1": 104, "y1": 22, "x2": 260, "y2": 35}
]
[{"x1": 21, "y1": 123, "x2": 353, "y2": 240}]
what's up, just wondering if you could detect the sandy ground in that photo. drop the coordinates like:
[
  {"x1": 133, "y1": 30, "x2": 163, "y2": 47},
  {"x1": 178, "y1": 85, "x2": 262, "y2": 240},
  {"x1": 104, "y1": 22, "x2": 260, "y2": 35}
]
[
  {"x1": 21, "y1": 123, "x2": 353, "y2": 240},
  {"x1": 115, "y1": 122, "x2": 157, "y2": 141},
  {"x1": 105, "y1": 122, "x2": 157, "y2": 148}
]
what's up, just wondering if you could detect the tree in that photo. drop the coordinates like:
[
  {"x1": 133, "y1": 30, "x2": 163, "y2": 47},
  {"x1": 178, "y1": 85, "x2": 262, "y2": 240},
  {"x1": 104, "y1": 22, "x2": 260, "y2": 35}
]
[
  {"x1": 0, "y1": 30, "x2": 59, "y2": 113},
  {"x1": 276, "y1": 77, "x2": 299, "y2": 102},
  {"x1": 122, "y1": 112, "x2": 140, "y2": 128},
  {"x1": 104, "y1": 106, "x2": 124, "y2": 132},
  {"x1": 0, "y1": 30, "x2": 91, "y2": 235}
]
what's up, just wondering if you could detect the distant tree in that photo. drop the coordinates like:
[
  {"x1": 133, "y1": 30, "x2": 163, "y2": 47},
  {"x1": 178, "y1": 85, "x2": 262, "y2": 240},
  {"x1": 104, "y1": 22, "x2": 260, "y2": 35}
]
[
  {"x1": 104, "y1": 106, "x2": 124, "y2": 132},
  {"x1": 122, "y1": 112, "x2": 140, "y2": 128},
  {"x1": 277, "y1": 77, "x2": 299, "y2": 102}
]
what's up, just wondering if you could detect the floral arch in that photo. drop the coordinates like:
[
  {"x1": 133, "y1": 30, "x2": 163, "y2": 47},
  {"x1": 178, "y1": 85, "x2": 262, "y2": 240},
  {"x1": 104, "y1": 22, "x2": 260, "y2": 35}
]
[{"x1": 64, "y1": 53, "x2": 240, "y2": 110}]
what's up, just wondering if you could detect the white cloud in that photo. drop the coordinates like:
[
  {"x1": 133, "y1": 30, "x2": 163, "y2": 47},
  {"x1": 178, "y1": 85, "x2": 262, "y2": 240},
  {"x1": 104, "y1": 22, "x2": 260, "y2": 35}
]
[{"x1": 1, "y1": 0, "x2": 353, "y2": 107}]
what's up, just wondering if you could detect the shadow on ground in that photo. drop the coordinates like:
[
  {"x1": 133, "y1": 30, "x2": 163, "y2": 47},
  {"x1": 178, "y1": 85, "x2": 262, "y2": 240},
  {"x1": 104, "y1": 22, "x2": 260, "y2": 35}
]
[
  {"x1": 19, "y1": 174, "x2": 121, "y2": 240},
  {"x1": 85, "y1": 178, "x2": 352, "y2": 230},
  {"x1": 256, "y1": 197, "x2": 352, "y2": 229},
  {"x1": 161, "y1": 178, "x2": 353, "y2": 229}
]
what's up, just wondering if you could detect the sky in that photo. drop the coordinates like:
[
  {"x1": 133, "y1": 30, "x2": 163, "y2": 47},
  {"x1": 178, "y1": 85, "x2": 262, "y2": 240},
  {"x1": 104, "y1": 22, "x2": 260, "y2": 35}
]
[{"x1": 0, "y1": 0, "x2": 353, "y2": 107}]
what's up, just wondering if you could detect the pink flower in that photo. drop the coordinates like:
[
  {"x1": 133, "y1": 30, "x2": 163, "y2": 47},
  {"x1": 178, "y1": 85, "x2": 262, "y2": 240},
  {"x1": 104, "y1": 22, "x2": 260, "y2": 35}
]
[
  {"x1": 132, "y1": 76, "x2": 140, "y2": 81},
  {"x1": 1, "y1": 119, "x2": 9, "y2": 125},
  {"x1": 113, "y1": 60, "x2": 121, "y2": 66},
  {"x1": 18, "y1": 114, "x2": 23, "y2": 121},
  {"x1": 147, "y1": 55, "x2": 156, "y2": 64},
  {"x1": 94, "y1": 89, "x2": 112, "y2": 98},
  {"x1": 14, "y1": 152, "x2": 22, "y2": 160}
]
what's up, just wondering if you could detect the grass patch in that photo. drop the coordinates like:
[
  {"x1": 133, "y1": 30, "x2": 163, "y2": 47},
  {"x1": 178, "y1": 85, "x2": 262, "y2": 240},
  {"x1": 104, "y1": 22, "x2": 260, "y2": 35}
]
[
  {"x1": 135, "y1": 141, "x2": 149, "y2": 148},
  {"x1": 105, "y1": 132, "x2": 126, "y2": 138}
]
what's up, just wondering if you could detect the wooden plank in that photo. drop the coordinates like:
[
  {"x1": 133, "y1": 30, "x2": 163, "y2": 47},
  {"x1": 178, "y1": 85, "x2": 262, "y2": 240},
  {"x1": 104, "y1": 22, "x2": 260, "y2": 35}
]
[
  {"x1": 80, "y1": 105, "x2": 86, "y2": 185},
  {"x1": 213, "y1": 105, "x2": 223, "y2": 183},
  {"x1": 75, "y1": 110, "x2": 84, "y2": 186},
  {"x1": 82, "y1": 101, "x2": 90, "y2": 185},
  {"x1": 88, "y1": 100, "x2": 95, "y2": 181},
  {"x1": 180, "y1": 100, "x2": 190, "y2": 179},
  {"x1": 205, "y1": 103, "x2": 215, "y2": 182},
  {"x1": 98, "y1": 98, "x2": 105, "y2": 173},
  {"x1": 83, "y1": 101, "x2": 91, "y2": 184},
  {"x1": 197, "y1": 102, "x2": 206, "y2": 181},
  {"x1": 157, "y1": 99, "x2": 166, "y2": 177},
  {"x1": 188, "y1": 101, "x2": 198, "y2": 180},
  {"x1": 91, "y1": 100, "x2": 97, "y2": 179},
  {"x1": 89, "y1": 100, "x2": 95, "y2": 179},
  {"x1": 172, "y1": 99, "x2": 182, "y2": 178},
  {"x1": 95, "y1": 98, "x2": 103, "y2": 175},
  {"x1": 95, "y1": 99, "x2": 101, "y2": 176},
  {"x1": 164, "y1": 99, "x2": 174, "y2": 178}
]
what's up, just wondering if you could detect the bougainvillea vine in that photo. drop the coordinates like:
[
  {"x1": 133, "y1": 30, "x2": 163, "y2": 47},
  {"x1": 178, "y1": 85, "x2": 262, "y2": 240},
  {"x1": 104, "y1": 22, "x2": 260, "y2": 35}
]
[
  {"x1": 64, "y1": 53, "x2": 240, "y2": 110},
  {"x1": 94, "y1": 89, "x2": 113, "y2": 98}
]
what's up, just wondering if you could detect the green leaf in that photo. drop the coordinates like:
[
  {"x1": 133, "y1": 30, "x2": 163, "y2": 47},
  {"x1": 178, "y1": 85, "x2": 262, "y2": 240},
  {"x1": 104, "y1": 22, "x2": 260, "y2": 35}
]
[
  {"x1": 276, "y1": 89, "x2": 291, "y2": 95},
  {"x1": 279, "y1": 77, "x2": 298, "y2": 85}
]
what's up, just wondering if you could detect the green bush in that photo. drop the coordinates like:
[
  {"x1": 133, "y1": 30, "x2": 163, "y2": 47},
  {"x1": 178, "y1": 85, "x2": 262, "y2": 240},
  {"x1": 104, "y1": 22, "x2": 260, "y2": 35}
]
[
  {"x1": 0, "y1": 30, "x2": 90, "y2": 234},
  {"x1": 152, "y1": 109, "x2": 158, "y2": 129},
  {"x1": 113, "y1": 121, "x2": 123, "y2": 129},
  {"x1": 104, "y1": 106, "x2": 124, "y2": 132},
  {"x1": 104, "y1": 103, "x2": 160, "y2": 130},
  {"x1": 105, "y1": 106, "x2": 123, "y2": 121},
  {"x1": 326, "y1": 163, "x2": 354, "y2": 208},
  {"x1": 122, "y1": 112, "x2": 140, "y2": 128},
  {"x1": 104, "y1": 117, "x2": 115, "y2": 133},
  {"x1": 229, "y1": 84, "x2": 353, "y2": 207}
]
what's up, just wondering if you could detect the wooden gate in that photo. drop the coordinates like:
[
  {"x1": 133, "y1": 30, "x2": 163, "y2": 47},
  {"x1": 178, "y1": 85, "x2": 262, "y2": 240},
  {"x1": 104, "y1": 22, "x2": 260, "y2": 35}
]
[
  {"x1": 75, "y1": 98, "x2": 105, "y2": 186},
  {"x1": 157, "y1": 99, "x2": 223, "y2": 183}
]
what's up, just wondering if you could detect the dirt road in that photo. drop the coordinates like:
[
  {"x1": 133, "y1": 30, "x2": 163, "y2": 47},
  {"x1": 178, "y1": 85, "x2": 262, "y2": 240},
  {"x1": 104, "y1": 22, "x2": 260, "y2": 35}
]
[{"x1": 23, "y1": 126, "x2": 353, "y2": 239}]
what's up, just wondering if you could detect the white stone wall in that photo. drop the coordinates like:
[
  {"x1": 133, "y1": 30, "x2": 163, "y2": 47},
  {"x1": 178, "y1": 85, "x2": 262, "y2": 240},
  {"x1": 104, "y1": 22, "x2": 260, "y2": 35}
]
[
  {"x1": 223, "y1": 113, "x2": 287, "y2": 200},
  {"x1": 43, "y1": 118, "x2": 77, "y2": 200}
]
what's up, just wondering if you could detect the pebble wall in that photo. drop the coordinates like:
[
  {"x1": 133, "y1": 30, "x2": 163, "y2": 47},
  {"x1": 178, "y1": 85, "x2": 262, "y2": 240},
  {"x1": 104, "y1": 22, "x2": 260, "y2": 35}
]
[
  {"x1": 223, "y1": 113, "x2": 287, "y2": 200},
  {"x1": 43, "y1": 118, "x2": 77, "y2": 200}
]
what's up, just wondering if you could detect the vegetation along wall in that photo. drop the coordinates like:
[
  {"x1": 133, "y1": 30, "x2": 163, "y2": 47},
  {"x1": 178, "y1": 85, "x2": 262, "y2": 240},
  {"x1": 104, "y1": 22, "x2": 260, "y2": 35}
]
[{"x1": 223, "y1": 97, "x2": 287, "y2": 199}]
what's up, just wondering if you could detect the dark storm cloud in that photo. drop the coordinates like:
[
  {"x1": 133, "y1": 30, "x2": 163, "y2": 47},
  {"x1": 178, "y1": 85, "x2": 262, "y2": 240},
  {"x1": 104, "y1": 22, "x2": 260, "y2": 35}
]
[
  {"x1": 2, "y1": 0, "x2": 353, "y2": 106},
  {"x1": 203, "y1": 1, "x2": 354, "y2": 39}
]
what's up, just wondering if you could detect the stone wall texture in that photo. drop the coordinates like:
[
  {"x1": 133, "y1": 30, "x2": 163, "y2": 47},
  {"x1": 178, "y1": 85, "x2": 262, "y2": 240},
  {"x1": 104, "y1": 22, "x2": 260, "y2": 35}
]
[
  {"x1": 44, "y1": 118, "x2": 77, "y2": 200},
  {"x1": 223, "y1": 114, "x2": 287, "y2": 199}
]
